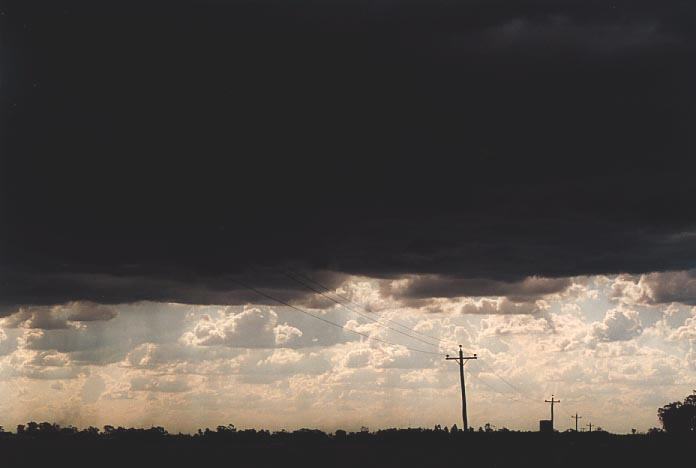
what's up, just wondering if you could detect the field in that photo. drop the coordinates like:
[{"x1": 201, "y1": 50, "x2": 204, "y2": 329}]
[{"x1": 1, "y1": 429, "x2": 692, "y2": 468}]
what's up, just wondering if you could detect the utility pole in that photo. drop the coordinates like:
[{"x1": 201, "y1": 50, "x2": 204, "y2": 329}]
[
  {"x1": 587, "y1": 422, "x2": 593, "y2": 433},
  {"x1": 544, "y1": 395, "x2": 560, "y2": 430},
  {"x1": 446, "y1": 345, "x2": 477, "y2": 431},
  {"x1": 571, "y1": 413, "x2": 582, "y2": 432}
]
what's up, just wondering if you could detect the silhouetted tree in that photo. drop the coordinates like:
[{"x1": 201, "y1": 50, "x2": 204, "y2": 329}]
[
  {"x1": 216, "y1": 424, "x2": 236, "y2": 434},
  {"x1": 658, "y1": 391, "x2": 696, "y2": 434}
]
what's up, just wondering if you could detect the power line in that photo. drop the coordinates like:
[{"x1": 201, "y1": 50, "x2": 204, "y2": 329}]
[
  {"x1": 477, "y1": 360, "x2": 538, "y2": 403},
  {"x1": 230, "y1": 278, "x2": 444, "y2": 356},
  {"x1": 284, "y1": 271, "x2": 444, "y2": 349},
  {"x1": 478, "y1": 361, "x2": 576, "y2": 424},
  {"x1": 287, "y1": 269, "x2": 459, "y2": 347},
  {"x1": 471, "y1": 374, "x2": 542, "y2": 406}
]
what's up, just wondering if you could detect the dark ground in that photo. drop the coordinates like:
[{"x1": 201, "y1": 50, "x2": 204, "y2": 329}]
[{"x1": 0, "y1": 429, "x2": 692, "y2": 468}]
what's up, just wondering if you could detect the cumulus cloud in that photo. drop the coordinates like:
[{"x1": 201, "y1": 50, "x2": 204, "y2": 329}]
[
  {"x1": 609, "y1": 271, "x2": 696, "y2": 307},
  {"x1": 343, "y1": 348, "x2": 373, "y2": 369},
  {"x1": 2, "y1": 275, "x2": 696, "y2": 432},
  {"x1": 609, "y1": 275, "x2": 653, "y2": 305},
  {"x1": 185, "y1": 307, "x2": 303, "y2": 348},
  {"x1": 274, "y1": 323, "x2": 303, "y2": 345},
  {"x1": 590, "y1": 307, "x2": 643, "y2": 343},
  {"x1": 460, "y1": 298, "x2": 549, "y2": 315},
  {"x1": 2, "y1": 307, "x2": 72, "y2": 330},
  {"x1": 0, "y1": 329, "x2": 14, "y2": 355},
  {"x1": 29, "y1": 351, "x2": 71, "y2": 367},
  {"x1": 4, "y1": 349, "x2": 88, "y2": 380},
  {"x1": 244, "y1": 349, "x2": 332, "y2": 380},
  {"x1": 669, "y1": 314, "x2": 696, "y2": 342},
  {"x1": 642, "y1": 270, "x2": 696, "y2": 305},
  {"x1": 480, "y1": 314, "x2": 554, "y2": 337}
]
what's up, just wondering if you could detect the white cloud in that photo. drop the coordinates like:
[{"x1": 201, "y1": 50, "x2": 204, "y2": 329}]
[
  {"x1": 81, "y1": 374, "x2": 106, "y2": 403},
  {"x1": 130, "y1": 375, "x2": 192, "y2": 393},
  {"x1": 2, "y1": 275, "x2": 696, "y2": 433},
  {"x1": 609, "y1": 275, "x2": 652, "y2": 305},
  {"x1": 609, "y1": 271, "x2": 696, "y2": 306},
  {"x1": 343, "y1": 348, "x2": 372, "y2": 368},
  {"x1": 460, "y1": 297, "x2": 548, "y2": 315},
  {"x1": 185, "y1": 307, "x2": 303, "y2": 348},
  {"x1": 0, "y1": 329, "x2": 13, "y2": 356},
  {"x1": 590, "y1": 306, "x2": 643, "y2": 343},
  {"x1": 480, "y1": 314, "x2": 553, "y2": 336},
  {"x1": 2, "y1": 307, "x2": 72, "y2": 330},
  {"x1": 274, "y1": 323, "x2": 303, "y2": 345}
]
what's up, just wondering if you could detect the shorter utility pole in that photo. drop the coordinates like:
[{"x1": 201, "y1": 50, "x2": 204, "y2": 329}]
[
  {"x1": 571, "y1": 413, "x2": 582, "y2": 432},
  {"x1": 544, "y1": 395, "x2": 560, "y2": 430},
  {"x1": 446, "y1": 345, "x2": 477, "y2": 431},
  {"x1": 587, "y1": 422, "x2": 593, "y2": 433}
]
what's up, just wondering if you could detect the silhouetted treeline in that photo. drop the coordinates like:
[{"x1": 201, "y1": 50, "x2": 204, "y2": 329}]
[
  {"x1": 2, "y1": 395, "x2": 695, "y2": 468},
  {"x1": 0, "y1": 421, "x2": 509, "y2": 441},
  {"x1": 0, "y1": 419, "x2": 694, "y2": 468},
  {"x1": 0, "y1": 421, "x2": 603, "y2": 440}
]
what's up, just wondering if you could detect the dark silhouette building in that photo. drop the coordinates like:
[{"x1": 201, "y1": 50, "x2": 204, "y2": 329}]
[{"x1": 539, "y1": 420, "x2": 553, "y2": 433}]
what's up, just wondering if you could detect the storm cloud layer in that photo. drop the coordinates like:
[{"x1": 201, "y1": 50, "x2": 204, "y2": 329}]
[{"x1": 2, "y1": 0, "x2": 696, "y2": 309}]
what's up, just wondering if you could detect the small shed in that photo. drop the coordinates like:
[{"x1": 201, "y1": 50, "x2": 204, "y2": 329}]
[{"x1": 539, "y1": 420, "x2": 553, "y2": 433}]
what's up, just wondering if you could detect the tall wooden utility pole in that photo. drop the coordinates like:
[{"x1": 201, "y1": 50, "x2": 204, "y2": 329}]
[
  {"x1": 571, "y1": 413, "x2": 582, "y2": 432},
  {"x1": 587, "y1": 422, "x2": 593, "y2": 433},
  {"x1": 446, "y1": 345, "x2": 477, "y2": 431},
  {"x1": 544, "y1": 395, "x2": 560, "y2": 430}
]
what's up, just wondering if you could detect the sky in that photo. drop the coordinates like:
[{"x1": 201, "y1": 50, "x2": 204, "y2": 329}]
[
  {"x1": 1, "y1": 273, "x2": 696, "y2": 433},
  {"x1": 1, "y1": 0, "x2": 696, "y2": 433}
]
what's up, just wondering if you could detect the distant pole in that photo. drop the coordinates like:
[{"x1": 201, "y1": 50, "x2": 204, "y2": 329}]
[
  {"x1": 587, "y1": 422, "x2": 593, "y2": 433},
  {"x1": 544, "y1": 395, "x2": 560, "y2": 430},
  {"x1": 571, "y1": 413, "x2": 582, "y2": 432},
  {"x1": 445, "y1": 345, "x2": 477, "y2": 431}
]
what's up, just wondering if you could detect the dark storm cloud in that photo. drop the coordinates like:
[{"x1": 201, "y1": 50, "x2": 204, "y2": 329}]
[
  {"x1": 0, "y1": 268, "x2": 348, "y2": 310},
  {"x1": 389, "y1": 276, "x2": 572, "y2": 302},
  {"x1": 1, "y1": 0, "x2": 696, "y2": 308}
]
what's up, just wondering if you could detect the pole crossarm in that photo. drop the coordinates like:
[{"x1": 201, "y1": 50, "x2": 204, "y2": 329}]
[
  {"x1": 544, "y1": 395, "x2": 560, "y2": 430},
  {"x1": 445, "y1": 345, "x2": 477, "y2": 431}
]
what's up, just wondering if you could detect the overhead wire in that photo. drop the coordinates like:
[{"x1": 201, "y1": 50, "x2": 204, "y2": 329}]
[
  {"x1": 476, "y1": 360, "x2": 545, "y2": 406},
  {"x1": 230, "y1": 278, "x2": 445, "y2": 356},
  {"x1": 283, "y1": 271, "x2": 445, "y2": 349},
  {"x1": 287, "y1": 268, "x2": 461, "y2": 348},
  {"x1": 235, "y1": 272, "x2": 582, "y2": 421}
]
